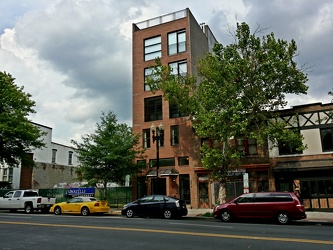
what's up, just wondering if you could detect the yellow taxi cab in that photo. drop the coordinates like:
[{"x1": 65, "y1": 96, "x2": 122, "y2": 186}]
[{"x1": 50, "y1": 196, "x2": 110, "y2": 216}]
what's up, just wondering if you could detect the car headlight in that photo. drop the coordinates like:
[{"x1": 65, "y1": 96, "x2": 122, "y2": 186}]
[{"x1": 122, "y1": 204, "x2": 128, "y2": 209}]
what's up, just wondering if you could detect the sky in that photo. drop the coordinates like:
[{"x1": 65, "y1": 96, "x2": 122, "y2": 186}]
[{"x1": 1, "y1": 0, "x2": 332, "y2": 146}]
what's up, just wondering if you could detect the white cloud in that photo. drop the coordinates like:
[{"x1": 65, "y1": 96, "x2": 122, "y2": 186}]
[{"x1": 1, "y1": 0, "x2": 332, "y2": 145}]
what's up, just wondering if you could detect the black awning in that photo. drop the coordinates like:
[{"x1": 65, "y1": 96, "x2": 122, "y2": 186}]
[{"x1": 274, "y1": 159, "x2": 333, "y2": 172}]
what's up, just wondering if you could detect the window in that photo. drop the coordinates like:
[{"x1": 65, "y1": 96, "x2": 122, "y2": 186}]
[
  {"x1": 169, "y1": 104, "x2": 188, "y2": 118},
  {"x1": 178, "y1": 157, "x2": 189, "y2": 166},
  {"x1": 254, "y1": 193, "x2": 271, "y2": 202},
  {"x1": 150, "y1": 158, "x2": 175, "y2": 168},
  {"x1": 237, "y1": 193, "x2": 254, "y2": 203},
  {"x1": 144, "y1": 67, "x2": 161, "y2": 91},
  {"x1": 2, "y1": 168, "x2": 13, "y2": 183},
  {"x1": 137, "y1": 160, "x2": 147, "y2": 169},
  {"x1": 143, "y1": 129, "x2": 151, "y2": 148},
  {"x1": 170, "y1": 125, "x2": 179, "y2": 146},
  {"x1": 14, "y1": 191, "x2": 22, "y2": 198},
  {"x1": 272, "y1": 193, "x2": 293, "y2": 202},
  {"x1": 144, "y1": 36, "x2": 161, "y2": 61},
  {"x1": 235, "y1": 135, "x2": 257, "y2": 155},
  {"x1": 168, "y1": 30, "x2": 186, "y2": 55},
  {"x1": 169, "y1": 61, "x2": 187, "y2": 76},
  {"x1": 144, "y1": 96, "x2": 162, "y2": 122},
  {"x1": 278, "y1": 130, "x2": 303, "y2": 155},
  {"x1": 68, "y1": 151, "x2": 73, "y2": 165},
  {"x1": 320, "y1": 128, "x2": 333, "y2": 152},
  {"x1": 52, "y1": 149, "x2": 57, "y2": 163}
]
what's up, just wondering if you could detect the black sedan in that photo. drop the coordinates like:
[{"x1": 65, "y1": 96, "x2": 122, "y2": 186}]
[{"x1": 121, "y1": 195, "x2": 188, "y2": 219}]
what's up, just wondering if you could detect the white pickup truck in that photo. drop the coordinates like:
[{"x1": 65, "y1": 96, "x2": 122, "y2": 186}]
[{"x1": 0, "y1": 190, "x2": 56, "y2": 213}]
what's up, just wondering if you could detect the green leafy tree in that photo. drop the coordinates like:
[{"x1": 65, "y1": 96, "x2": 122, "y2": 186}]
[
  {"x1": 0, "y1": 71, "x2": 45, "y2": 168},
  {"x1": 148, "y1": 22, "x2": 308, "y2": 202},
  {"x1": 71, "y1": 111, "x2": 142, "y2": 199}
]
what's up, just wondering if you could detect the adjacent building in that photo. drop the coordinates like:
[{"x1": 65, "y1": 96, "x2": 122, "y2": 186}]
[
  {"x1": 270, "y1": 102, "x2": 333, "y2": 210},
  {"x1": 0, "y1": 122, "x2": 79, "y2": 189}
]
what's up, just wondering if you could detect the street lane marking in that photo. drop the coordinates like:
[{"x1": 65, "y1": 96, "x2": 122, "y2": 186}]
[
  {"x1": 1, "y1": 221, "x2": 333, "y2": 245},
  {"x1": 170, "y1": 222, "x2": 233, "y2": 229}
]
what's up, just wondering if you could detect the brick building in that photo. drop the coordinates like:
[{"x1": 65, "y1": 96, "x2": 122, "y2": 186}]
[
  {"x1": 132, "y1": 9, "x2": 217, "y2": 208},
  {"x1": 131, "y1": 8, "x2": 333, "y2": 210}
]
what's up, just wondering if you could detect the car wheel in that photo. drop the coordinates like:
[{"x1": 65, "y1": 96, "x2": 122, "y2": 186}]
[
  {"x1": 126, "y1": 209, "x2": 134, "y2": 218},
  {"x1": 277, "y1": 212, "x2": 289, "y2": 224},
  {"x1": 54, "y1": 206, "x2": 62, "y2": 215},
  {"x1": 24, "y1": 204, "x2": 33, "y2": 214},
  {"x1": 220, "y1": 210, "x2": 232, "y2": 222},
  {"x1": 81, "y1": 207, "x2": 90, "y2": 216},
  {"x1": 163, "y1": 209, "x2": 172, "y2": 219}
]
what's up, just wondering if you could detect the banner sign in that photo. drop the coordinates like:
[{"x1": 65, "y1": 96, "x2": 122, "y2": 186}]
[{"x1": 66, "y1": 187, "x2": 95, "y2": 197}]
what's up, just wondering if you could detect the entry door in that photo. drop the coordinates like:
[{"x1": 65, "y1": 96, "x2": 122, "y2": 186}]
[
  {"x1": 152, "y1": 178, "x2": 166, "y2": 195},
  {"x1": 199, "y1": 182, "x2": 209, "y2": 208}
]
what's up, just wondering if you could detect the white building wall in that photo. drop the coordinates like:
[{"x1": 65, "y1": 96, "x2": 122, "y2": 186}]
[{"x1": 1, "y1": 122, "x2": 79, "y2": 189}]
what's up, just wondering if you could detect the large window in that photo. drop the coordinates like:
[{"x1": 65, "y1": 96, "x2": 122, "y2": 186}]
[
  {"x1": 144, "y1": 36, "x2": 161, "y2": 61},
  {"x1": 170, "y1": 125, "x2": 179, "y2": 146},
  {"x1": 320, "y1": 127, "x2": 333, "y2": 152},
  {"x1": 142, "y1": 129, "x2": 151, "y2": 148},
  {"x1": 169, "y1": 61, "x2": 187, "y2": 76},
  {"x1": 144, "y1": 67, "x2": 161, "y2": 91},
  {"x1": 144, "y1": 96, "x2": 162, "y2": 122},
  {"x1": 168, "y1": 30, "x2": 186, "y2": 55},
  {"x1": 235, "y1": 135, "x2": 257, "y2": 156}
]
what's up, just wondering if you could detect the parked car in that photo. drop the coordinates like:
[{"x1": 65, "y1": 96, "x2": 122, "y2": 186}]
[
  {"x1": 122, "y1": 195, "x2": 188, "y2": 219},
  {"x1": 213, "y1": 192, "x2": 306, "y2": 224},
  {"x1": 49, "y1": 196, "x2": 110, "y2": 216},
  {"x1": 0, "y1": 190, "x2": 56, "y2": 214}
]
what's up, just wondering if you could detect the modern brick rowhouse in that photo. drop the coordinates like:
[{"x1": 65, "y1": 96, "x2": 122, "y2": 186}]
[
  {"x1": 132, "y1": 9, "x2": 218, "y2": 208},
  {"x1": 131, "y1": 8, "x2": 333, "y2": 210}
]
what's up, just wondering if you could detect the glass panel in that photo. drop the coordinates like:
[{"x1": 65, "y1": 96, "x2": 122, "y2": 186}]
[
  {"x1": 145, "y1": 43, "x2": 161, "y2": 54},
  {"x1": 145, "y1": 51, "x2": 161, "y2": 61},
  {"x1": 144, "y1": 36, "x2": 161, "y2": 46},
  {"x1": 321, "y1": 128, "x2": 333, "y2": 151}
]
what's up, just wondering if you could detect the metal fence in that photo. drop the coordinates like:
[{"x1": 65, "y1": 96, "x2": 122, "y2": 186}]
[{"x1": 0, "y1": 187, "x2": 132, "y2": 209}]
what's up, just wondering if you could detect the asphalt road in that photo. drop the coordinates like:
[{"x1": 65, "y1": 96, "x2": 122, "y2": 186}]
[{"x1": 0, "y1": 212, "x2": 333, "y2": 250}]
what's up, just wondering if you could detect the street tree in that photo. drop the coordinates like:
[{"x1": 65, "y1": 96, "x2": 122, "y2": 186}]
[
  {"x1": 148, "y1": 22, "x2": 308, "y2": 203},
  {"x1": 71, "y1": 111, "x2": 142, "y2": 199},
  {"x1": 0, "y1": 71, "x2": 45, "y2": 168}
]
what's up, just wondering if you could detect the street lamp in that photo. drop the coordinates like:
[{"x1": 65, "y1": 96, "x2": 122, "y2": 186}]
[{"x1": 151, "y1": 122, "x2": 164, "y2": 194}]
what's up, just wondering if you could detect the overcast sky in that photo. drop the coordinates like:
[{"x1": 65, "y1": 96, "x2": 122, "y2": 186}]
[{"x1": 1, "y1": 0, "x2": 332, "y2": 145}]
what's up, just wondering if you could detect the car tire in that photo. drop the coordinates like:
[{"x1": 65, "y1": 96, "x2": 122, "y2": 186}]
[
  {"x1": 220, "y1": 210, "x2": 232, "y2": 222},
  {"x1": 81, "y1": 207, "x2": 90, "y2": 216},
  {"x1": 163, "y1": 209, "x2": 172, "y2": 219},
  {"x1": 126, "y1": 209, "x2": 134, "y2": 218},
  {"x1": 24, "y1": 203, "x2": 33, "y2": 214},
  {"x1": 54, "y1": 206, "x2": 62, "y2": 215},
  {"x1": 277, "y1": 212, "x2": 289, "y2": 224}
]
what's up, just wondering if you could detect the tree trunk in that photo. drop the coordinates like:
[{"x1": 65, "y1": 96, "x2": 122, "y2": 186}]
[{"x1": 219, "y1": 182, "x2": 227, "y2": 204}]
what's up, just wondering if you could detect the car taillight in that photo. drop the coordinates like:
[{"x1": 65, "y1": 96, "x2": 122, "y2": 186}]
[
  {"x1": 94, "y1": 203, "x2": 100, "y2": 207},
  {"x1": 37, "y1": 198, "x2": 41, "y2": 203}
]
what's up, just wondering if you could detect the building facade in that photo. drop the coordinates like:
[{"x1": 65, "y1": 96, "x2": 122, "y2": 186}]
[
  {"x1": 270, "y1": 102, "x2": 333, "y2": 210},
  {"x1": 0, "y1": 122, "x2": 79, "y2": 189},
  {"x1": 132, "y1": 9, "x2": 218, "y2": 208}
]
